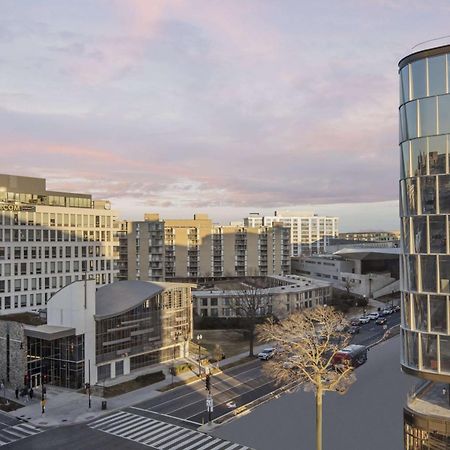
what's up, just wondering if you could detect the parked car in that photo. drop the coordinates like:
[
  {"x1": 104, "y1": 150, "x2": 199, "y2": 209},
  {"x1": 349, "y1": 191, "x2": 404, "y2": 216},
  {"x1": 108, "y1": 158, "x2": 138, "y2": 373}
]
[
  {"x1": 258, "y1": 348, "x2": 275, "y2": 361},
  {"x1": 368, "y1": 312, "x2": 379, "y2": 320},
  {"x1": 348, "y1": 326, "x2": 360, "y2": 334},
  {"x1": 350, "y1": 318, "x2": 361, "y2": 327},
  {"x1": 393, "y1": 305, "x2": 400, "y2": 312},
  {"x1": 381, "y1": 308, "x2": 392, "y2": 316},
  {"x1": 376, "y1": 317, "x2": 387, "y2": 325},
  {"x1": 359, "y1": 316, "x2": 370, "y2": 324}
]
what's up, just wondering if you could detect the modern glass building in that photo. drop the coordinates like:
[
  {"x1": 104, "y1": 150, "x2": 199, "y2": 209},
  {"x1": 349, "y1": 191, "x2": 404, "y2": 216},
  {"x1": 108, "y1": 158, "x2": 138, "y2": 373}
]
[{"x1": 399, "y1": 44, "x2": 450, "y2": 449}]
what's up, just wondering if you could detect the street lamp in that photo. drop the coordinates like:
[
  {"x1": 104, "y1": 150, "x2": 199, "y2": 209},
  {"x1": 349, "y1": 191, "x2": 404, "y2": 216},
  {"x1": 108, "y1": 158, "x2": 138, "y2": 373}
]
[
  {"x1": 363, "y1": 295, "x2": 367, "y2": 316},
  {"x1": 197, "y1": 334, "x2": 203, "y2": 377}
]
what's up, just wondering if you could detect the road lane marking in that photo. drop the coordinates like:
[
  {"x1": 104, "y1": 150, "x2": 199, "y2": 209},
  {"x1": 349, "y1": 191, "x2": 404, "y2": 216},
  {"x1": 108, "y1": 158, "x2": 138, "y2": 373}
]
[{"x1": 130, "y1": 406, "x2": 201, "y2": 425}]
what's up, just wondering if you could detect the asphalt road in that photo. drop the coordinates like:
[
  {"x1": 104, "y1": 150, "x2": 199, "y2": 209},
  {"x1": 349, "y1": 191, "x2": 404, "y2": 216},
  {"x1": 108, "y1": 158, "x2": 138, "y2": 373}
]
[
  {"x1": 1, "y1": 312, "x2": 402, "y2": 449},
  {"x1": 211, "y1": 335, "x2": 414, "y2": 450}
]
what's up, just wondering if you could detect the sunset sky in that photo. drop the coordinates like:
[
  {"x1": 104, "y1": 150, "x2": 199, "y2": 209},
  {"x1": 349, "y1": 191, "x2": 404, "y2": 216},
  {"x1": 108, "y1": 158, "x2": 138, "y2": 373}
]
[{"x1": 2, "y1": 0, "x2": 450, "y2": 230}]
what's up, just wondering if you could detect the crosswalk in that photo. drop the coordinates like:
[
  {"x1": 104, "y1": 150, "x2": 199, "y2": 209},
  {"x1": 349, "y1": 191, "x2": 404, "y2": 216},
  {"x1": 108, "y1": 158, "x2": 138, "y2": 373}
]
[
  {"x1": 0, "y1": 422, "x2": 43, "y2": 447},
  {"x1": 89, "y1": 411, "x2": 250, "y2": 450}
]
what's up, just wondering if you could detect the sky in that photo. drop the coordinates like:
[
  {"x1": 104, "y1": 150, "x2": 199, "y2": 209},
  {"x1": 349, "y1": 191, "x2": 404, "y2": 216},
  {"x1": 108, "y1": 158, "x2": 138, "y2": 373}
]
[{"x1": 2, "y1": 1, "x2": 450, "y2": 231}]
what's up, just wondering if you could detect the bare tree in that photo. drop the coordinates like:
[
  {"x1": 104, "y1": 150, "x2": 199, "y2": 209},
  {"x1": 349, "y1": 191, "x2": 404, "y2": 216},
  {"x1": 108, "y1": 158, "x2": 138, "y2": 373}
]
[
  {"x1": 257, "y1": 306, "x2": 357, "y2": 450},
  {"x1": 229, "y1": 285, "x2": 272, "y2": 356},
  {"x1": 343, "y1": 278, "x2": 354, "y2": 298}
]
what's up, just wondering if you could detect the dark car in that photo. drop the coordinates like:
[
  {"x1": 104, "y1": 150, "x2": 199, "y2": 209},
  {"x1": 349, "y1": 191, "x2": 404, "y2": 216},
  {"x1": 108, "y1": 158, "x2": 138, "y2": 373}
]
[
  {"x1": 376, "y1": 317, "x2": 387, "y2": 325},
  {"x1": 350, "y1": 318, "x2": 360, "y2": 326},
  {"x1": 348, "y1": 326, "x2": 360, "y2": 334}
]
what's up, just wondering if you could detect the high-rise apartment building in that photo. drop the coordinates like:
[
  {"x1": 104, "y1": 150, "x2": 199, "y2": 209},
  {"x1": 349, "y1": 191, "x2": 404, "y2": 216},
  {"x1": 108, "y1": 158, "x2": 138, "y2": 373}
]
[
  {"x1": 244, "y1": 211, "x2": 338, "y2": 256},
  {"x1": 399, "y1": 45, "x2": 450, "y2": 448},
  {"x1": 120, "y1": 214, "x2": 291, "y2": 280},
  {"x1": 0, "y1": 174, "x2": 118, "y2": 315}
]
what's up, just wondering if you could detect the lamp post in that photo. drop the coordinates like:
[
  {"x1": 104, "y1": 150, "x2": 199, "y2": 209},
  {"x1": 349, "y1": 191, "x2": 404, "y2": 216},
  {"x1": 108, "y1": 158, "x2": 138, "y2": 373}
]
[
  {"x1": 363, "y1": 295, "x2": 367, "y2": 316},
  {"x1": 197, "y1": 334, "x2": 203, "y2": 377}
]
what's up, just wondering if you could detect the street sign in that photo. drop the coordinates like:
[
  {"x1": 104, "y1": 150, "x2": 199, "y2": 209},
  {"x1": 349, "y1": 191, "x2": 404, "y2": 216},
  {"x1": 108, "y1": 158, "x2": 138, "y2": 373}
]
[{"x1": 206, "y1": 395, "x2": 214, "y2": 412}]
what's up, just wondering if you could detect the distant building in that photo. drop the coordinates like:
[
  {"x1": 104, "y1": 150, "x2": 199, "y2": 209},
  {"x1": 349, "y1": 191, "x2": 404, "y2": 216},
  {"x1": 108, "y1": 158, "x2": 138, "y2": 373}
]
[
  {"x1": 192, "y1": 275, "x2": 331, "y2": 319},
  {"x1": 291, "y1": 247, "x2": 400, "y2": 299},
  {"x1": 119, "y1": 214, "x2": 291, "y2": 281},
  {"x1": 0, "y1": 280, "x2": 193, "y2": 389},
  {"x1": 244, "y1": 211, "x2": 338, "y2": 256},
  {"x1": 399, "y1": 45, "x2": 450, "y2": 448},
  {"x1": 0, "y1": 174, "x2": 118, "y2": 315},
  {"x1": 338, "y1": 231, "x2": 400, "y2": 243}
]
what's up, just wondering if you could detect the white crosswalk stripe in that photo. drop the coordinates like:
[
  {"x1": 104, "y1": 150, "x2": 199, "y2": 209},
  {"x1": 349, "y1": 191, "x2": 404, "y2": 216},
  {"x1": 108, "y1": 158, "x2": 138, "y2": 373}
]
[
  {"x1": 89, "y1": 411, "x2": 250, "y2": 449},
  {"x1": 0, "y1": 422, "x2": 43, "y2": 447}
]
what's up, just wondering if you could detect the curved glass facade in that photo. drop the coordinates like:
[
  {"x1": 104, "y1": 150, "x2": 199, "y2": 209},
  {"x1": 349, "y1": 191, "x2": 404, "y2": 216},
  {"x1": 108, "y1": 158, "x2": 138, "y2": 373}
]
[{"x1": 400, "y1": 48, "x2": 450, "y2": 380}]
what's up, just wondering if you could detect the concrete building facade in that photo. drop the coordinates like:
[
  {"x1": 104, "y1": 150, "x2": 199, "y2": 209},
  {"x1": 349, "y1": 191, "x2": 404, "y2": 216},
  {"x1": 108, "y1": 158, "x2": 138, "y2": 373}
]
[
  {"x1": 399, "y1": 44, "x2": 450, "y2": 449},
  {"x1": 119, "y1": 214, "x2": 291, "y2": 281},
  {"x1": 244, "y1": 211, "x2": 338, "y2": 256},
  {"x1": 0, "y1": 174, "x2": 118, "y2": 315},
  {"x1": 192, "y1": 275, "x2": 331, "y2": 320}
]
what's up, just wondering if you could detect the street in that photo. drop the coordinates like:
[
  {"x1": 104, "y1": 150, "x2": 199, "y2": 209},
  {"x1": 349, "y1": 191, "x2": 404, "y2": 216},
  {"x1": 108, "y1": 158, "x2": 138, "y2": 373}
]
[
  {"x1": 211, "y1": 335, "x2": 414, "y2": 450},
  {"x1": 2, "y1": 310, "x2": 401, "y2": 449}
]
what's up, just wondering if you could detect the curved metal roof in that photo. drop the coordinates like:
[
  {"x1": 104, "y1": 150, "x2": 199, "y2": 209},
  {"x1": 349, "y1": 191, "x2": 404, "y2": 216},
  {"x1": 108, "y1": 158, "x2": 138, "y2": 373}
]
[
  {"x1": 95, "y1": 280, "x2": 164, "y2": 319},
  {"x1": 398, "y1": 44, "x2": 450, "y2": 70}
]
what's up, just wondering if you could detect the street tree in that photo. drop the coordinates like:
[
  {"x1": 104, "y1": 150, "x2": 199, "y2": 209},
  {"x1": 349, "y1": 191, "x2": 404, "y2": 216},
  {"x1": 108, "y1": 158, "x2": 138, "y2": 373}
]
[
  {"x1": 229, "y1": 284, "x2": 272, "y2": 357},
  {"x1": 257, "y1": 306, "x2": 356, "y2": 450}
]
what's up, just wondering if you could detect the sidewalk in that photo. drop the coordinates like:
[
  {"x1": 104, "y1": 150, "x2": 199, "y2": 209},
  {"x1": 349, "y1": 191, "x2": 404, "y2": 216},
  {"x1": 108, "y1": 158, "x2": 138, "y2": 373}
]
[{"x1": 7, "y1": 345, "x2": 265, "y2": 428}]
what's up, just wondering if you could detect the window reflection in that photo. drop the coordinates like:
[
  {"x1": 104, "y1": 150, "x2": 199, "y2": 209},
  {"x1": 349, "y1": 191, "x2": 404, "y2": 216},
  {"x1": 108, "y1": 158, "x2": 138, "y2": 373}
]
[
  {"x1": 421, "y1": 255, "x2": 437, "y2": 293},
  {"x1": 413, "y1": 216, "x2": 427, "y2": 253},
  {"x1": 411, "y1": 138, "x2": 427, "y2": 176},
  {"x1": 421, "y1": 333, "x2": 438, "y2": 371},
  {"x1": 405, "y1": 330, "x2": 419, "y2": 368},
  {"x1": 408, "y1": 255, "x2": 418, "y2": 291},
  {"x1": 411, "y1": 59, "x2": 427, "y2": 99},
  {"x1": 440, "y1": 335, "x2": 450, "y2": 372},
  {"x1": 428, "y1": 55, "x2": 446, "y2": 96},
  {"x1": 403, "y1": 292, "x2": 412, "y2": 328},
  {"x1": 406, "y1": 178, "x2": 418, "y2": 215},
  {"x1": 413, "y1": 294, "x2": 428, "y2": 331},
  {"x1": 402, "y1": 217, "x2": 410, "y2": 253},
  {"x1": 428, "y1": 135, "x2": 447, "y2": 174},
  {"x1": 420, "y1": 176, "x2": 436, "y2": 214},
  {"x1": 438, "y1": 94, "x2": 450, "y2": 134},
  {"x1": 419, "y1": 97, "x2": 437, "y2": 137},
  {"x1": 439, "y1": 174, "x2": 450, "y2": 213},
  {"x1": 400, "y1": 65, "x2": 410, "y2": 104},
  {"x1": 429, "y1": 295, "x2": 447, "y2": 332},
  {"x1": 429, "y1": 216, "x2": 446, "y2": 253},
  {"x1": 406, "y1": 101, "x2": 418, "y2": 139},
  {"x1": 440, "y1": 256, "x2": 450, "y2": 294},
  {"x1": 400, "y1": 142, "x2": 410, "y2": 178}
]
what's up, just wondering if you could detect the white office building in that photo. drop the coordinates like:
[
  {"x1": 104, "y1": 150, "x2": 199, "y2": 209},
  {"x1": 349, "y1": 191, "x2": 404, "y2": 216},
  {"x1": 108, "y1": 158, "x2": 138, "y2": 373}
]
[
  {"x1": 244, "y1": 211, "x2": 338, "y2": 256},
  {"x1": 0, "y1": 174, "x2": 119, "y2": 315}
]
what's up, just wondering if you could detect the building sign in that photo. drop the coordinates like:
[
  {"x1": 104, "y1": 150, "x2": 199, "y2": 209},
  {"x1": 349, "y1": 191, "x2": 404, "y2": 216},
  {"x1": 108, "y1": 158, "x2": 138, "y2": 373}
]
[{"x1": 0, "y1": 204, "x2": 36, "y2": 212}]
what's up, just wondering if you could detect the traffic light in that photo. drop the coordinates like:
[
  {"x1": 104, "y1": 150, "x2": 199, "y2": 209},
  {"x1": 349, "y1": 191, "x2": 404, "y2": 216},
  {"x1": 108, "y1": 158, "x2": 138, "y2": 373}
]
[{"x1": 205, "y1": 374, "x2": 211, "y2": 391}]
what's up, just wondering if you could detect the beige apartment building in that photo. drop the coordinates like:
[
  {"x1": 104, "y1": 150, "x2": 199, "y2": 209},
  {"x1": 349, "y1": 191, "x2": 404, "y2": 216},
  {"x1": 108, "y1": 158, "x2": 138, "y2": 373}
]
[
  {"x1": 0, "y1": 174, "x2": 119, "y2": 314},
  {"x1": 119, "y1": 214, "x2": 291, "y2": 281}
]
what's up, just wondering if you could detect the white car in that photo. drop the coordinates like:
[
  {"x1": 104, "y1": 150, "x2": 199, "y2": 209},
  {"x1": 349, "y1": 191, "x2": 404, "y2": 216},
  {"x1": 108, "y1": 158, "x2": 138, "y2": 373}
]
[
  {"x1": 359, "y1": 316, "x2": 370, "y2": 324},
  {"x1": 368, "y1": 312, "x2": 379, "y2": 320},
  {"x1": 258, "y1": 348, "x2": 275, "y2": 360}
]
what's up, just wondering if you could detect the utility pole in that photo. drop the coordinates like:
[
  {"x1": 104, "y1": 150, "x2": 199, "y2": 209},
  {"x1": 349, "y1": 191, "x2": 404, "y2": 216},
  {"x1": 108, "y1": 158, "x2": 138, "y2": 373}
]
[{"x1": 88, "y1": 359, "x2": 91, "y2": 409}]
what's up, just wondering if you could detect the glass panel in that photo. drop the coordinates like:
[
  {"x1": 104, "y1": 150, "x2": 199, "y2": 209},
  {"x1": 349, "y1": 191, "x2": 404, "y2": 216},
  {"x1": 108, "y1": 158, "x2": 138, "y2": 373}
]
[
  {"x1": 405, "y1": 178, "x2": 418, "y2": 215},
  {"x1": 400, "y1": 65, "x2": 410, "y2": 104},
  {"x1": 412, "y1": 216, "x2": 427, "y2": 253},
  {"x1": 428, "y1": 55, "x2": 446, "y2": 96},
  {"x1": 400, "y1": 142, "x2": 410, "y2": 179},
  {"x1": 439, "y1": 174, "x2": 450, "y2": 213},
  {"x1": 402, "y1": 217, "x2": 410, "y2": 253},
  {"x1": 430, "y1": 295, "x2": 447, "y2": 332},
  {"x1": 411, "y1": 59, "x2": 427, "y2": 99},
  {"x1": 438, "y1": 94, "x2": 450, "y2": 134},
  {"x1": 413, "y1": 294, "x2": 428, "y2": 331},
  {"x1": 419, "y1": 96, "x2": 437, "y2": 137},
  {"x1": 408, "y1": 255, "x2": 418, "y2": 291},
  {"x1": 421, "y1": 333, "x2": 438, "y2": 371},
  {"x1": 428, "y1": 135, "x2": 447, "y2": 174},
  {"x1": 440, "y1": 335, "x2": 450, "y2": 373},
  {"x1": 421, "y1": 255, "x2": 437, "y2": 293},
  {"x1": 405, "y1": 330, "x2": 419, "y2": 368},
  {"x1": 403, "y1": 292, "x2": 412, "y2": 328},
  {"x1": 400, "y1": 180, "x2": 407, "y2": 217},
  {"x1": 406, "y1": 101, "x2": 418, "y2": 139},
  {"x1": 440, "y1": 256, "x2": 450, "y2": 294},
  {"x1": 411, "y1": 138, "x2": 427, "y2": 176},
  {"x1": 399, "y1": 106, "x2": 407, "y2": 142},
  {"x1": 429, "y1": 216, "x2": 446, "y2": 253},
  {"x1": 420, "y1": 176, "x2": 436, "y2": 214}
]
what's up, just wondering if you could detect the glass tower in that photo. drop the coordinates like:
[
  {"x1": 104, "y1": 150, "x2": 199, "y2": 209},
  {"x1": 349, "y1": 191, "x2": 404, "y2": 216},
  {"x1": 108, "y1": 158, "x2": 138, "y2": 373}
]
[{"x1": 400, "y1": 45, "x2": 450, "y2": 449}]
